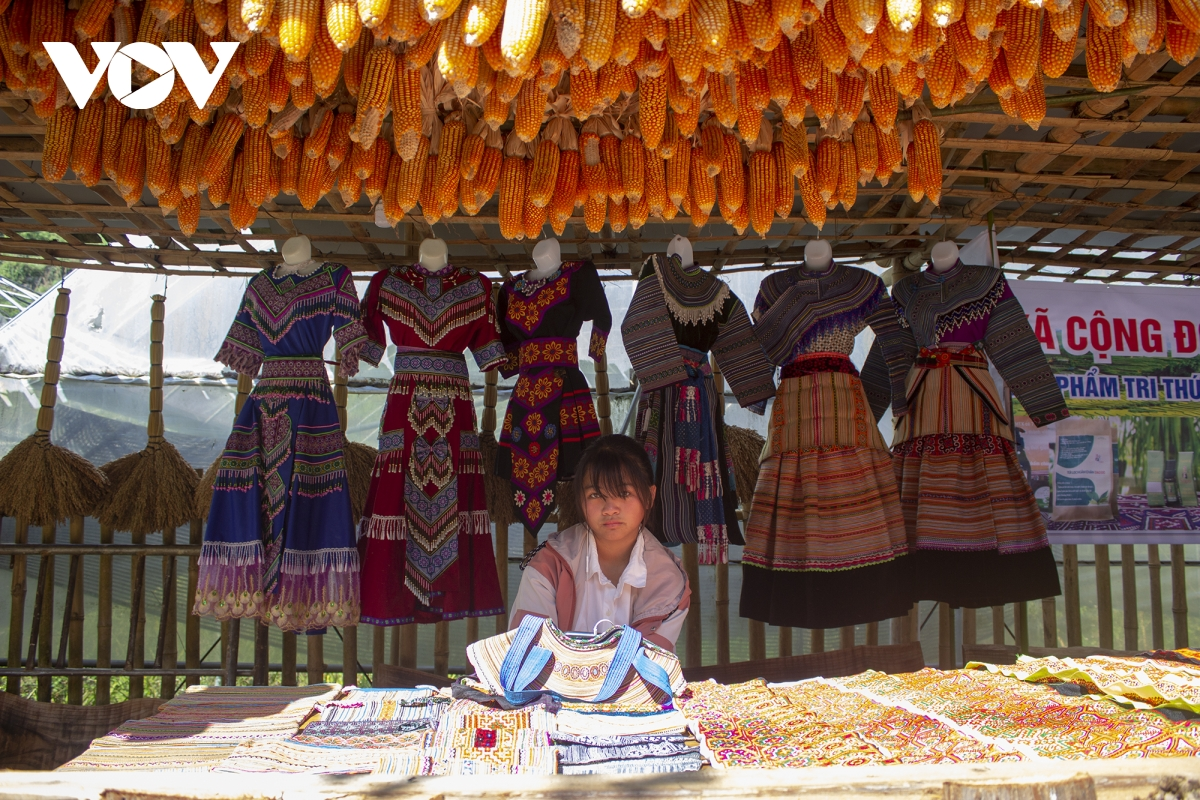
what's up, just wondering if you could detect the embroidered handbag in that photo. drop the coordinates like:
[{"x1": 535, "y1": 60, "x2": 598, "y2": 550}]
[{"x1": 465, "y1": 616, "x2": 687, "y2": 708}]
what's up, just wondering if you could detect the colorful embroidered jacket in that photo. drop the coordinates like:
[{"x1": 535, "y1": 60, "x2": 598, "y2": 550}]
[
  {"x1": 753, "y1": 264, "x2": 908, "y2": 421},
  {"x1": 358, "y1": 263, "x2": 505, "y2": 371},
  {"x1": 496, "y1": 260, "x2": 611, "y2": 374},
  {"x1": 868, "y1": 262, "x2": 1070, "y2": 427},
  {"x1": 216, "y1": 262, "x2": 368, "y2": 377},
  {"x1": 622, "y1": 254, "x2": 775, "y2": 405}
]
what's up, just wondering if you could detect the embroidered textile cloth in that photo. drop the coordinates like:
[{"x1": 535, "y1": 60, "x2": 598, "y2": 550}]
[
  {"x1": 196, "y1": 264, "x2": 367, "y2": 633},
  {"x1": 622, "y1": 255, "x2": 775, "y2": 563},
  {"x1": 496, "y1": 261, "x2": 611, "y2": 533},
  {"x1": 357, "y1": 263, "x2": 505, "y2": 625}
]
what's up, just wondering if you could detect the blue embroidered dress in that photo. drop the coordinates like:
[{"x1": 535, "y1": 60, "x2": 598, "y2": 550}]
[{"x1": 194, "y1": 263, "x2": 369, "y2": 633}]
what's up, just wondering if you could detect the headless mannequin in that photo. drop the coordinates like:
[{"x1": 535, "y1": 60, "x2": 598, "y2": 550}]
[
  {"x1": 930, "y1": 241, "x2": 960, "y2": 273},
  {"x1": 419, "y1": 238, "x2": 449, "y2": 271},
  {"x1": 666, "y1": 235, "x2": 700, "y2": 274},
  {"x1": 803, "y1": 239, "x2": 833, "y2": 272},
  {"x1": 529, "y1": 238, "x2": 561, "y2": 280},
  {"x1": 276, "y1": 235, "x2": 321, "y2": 277}
]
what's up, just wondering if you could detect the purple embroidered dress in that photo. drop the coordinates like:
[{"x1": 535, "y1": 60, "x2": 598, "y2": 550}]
[{"x1": 194, "y1": 263, "x2": 369, "y2": 633}]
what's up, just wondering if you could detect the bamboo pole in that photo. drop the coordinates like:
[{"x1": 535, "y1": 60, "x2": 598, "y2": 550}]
[
  {"x1": 373, "y1": 626, "x2": 385, "y2": 680},
  {"x1": 1122, "y1": 545, "x2": 1139, "y2": 651},
  {"x1": 748, "y1": 620, "x2": 766, "y2": 661},
  {"x1": 1014, "y1": 602, "x2": 1029, "y2": 653},
  {"x1": 963, "y1": 609, "x2": 977, "y2": 649},
  {"x1": 594, "y1": 354, "x2": 612, "y2": 436},
  {"x1": 840, "y1": 626, "x2": 856, "y2": 650},
  {"x1": 127, "y1": 529, "x2": 147, "y2": 697},
  {"x1": 1149, "y1": 545, "x2": 1165, "y2": 650},
  {"x1": 1096, "y1": 545, "x2": 1114, "y2": 650},
  {"x1": 307, "y1": 632, "x2": 324, "y2": 685},
  {"x1": 715, "y1": 561, "x2": 730, "y2": 664},
  {"x1": 866, "y1": 621, "x2": 879, "y2": 646},
  {"x1": 811, "y1": 629, "x2": 825, "y2": 652},
  {"x1": 333, "y1": 345, "x2": 353, "y2": 687},
  {"x1": 400, "y1": 624, "x2": 417, "y2": 669},
  {"x1": 992, "y1": 606, "x2": 1005, "y2": 645},
  {"x1": 1042, "y1": 597, "x2": 1058, "y2": 647},
  {"x1": 185, "y1": 520, "x2": 201, "y2": 688},
  {"x1": 1064, "y1": 545, "x2": 1082, "y2": 646},
  {"x1": 390, "y1": 626, "x2": 400, "y2": 665},
  {"x1": 938, "y1": 604, "x2": 955, "y2": 669},
  {"x1": 889, "y1": 615, "x2": 907, "y2": 646},
  {"x1": 1171, "y1": 544, "x2": 1189, "y2": 648},
  {"x1": 96, "y1": 523, "x2": 112, "y2": 703},
  {"x1": 778, "y1": 627, "x2": 792, "y2": 658},
  {"x1": 682, "y1": 544, "x2": 702, "y2": 668},
  {"x1": 6, "y1": 518, "x2": 27, "y2": 695},
  {"x1": 466, "y1": 617, "x2": 479, "y2": 647},
  {"x1": 434, "y1": 622, "x2": 449, "y2": 676},
  {"x1": 712, "y1": 363, "x2": 731, "y2": 666},
  {"x1": 66, "y1": 515, "x2": 84, "y2": 704},
  {"x1": 37, "y1": 524, "x2": 54, "y2": 701},
  {"x1": 159, "y1": 527, "x2": 178, "y2": 699},
  {"x1": 254, "y1": 623, "x2": 270, "y2": 686},
  {"x1": 282, "y1": 633, "x2": 297, "y2": 685}
]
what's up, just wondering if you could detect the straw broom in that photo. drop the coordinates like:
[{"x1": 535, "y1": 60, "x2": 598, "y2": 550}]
[
  {"x1": 724, "y1": 424, "x2": 765, "y2": 514},
  {"x1": 0, "y1": 288, "x2": 107, "y2": 525},
  {"x1": 95, "y1": 295, "x2": 199, "y2": 536},
  {"x1": 331, "y1": 344, "x2": 377, "y2": 527}
]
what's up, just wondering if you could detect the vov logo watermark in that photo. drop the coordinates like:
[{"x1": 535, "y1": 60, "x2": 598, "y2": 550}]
[{"x1": 42, "y1": 41, "x2": 240, "y2": 110}]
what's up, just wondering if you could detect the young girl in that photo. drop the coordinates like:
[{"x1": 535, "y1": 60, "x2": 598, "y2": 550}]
[{"x1": 509, "y1": 435, "x2": 691, "y2": 651}]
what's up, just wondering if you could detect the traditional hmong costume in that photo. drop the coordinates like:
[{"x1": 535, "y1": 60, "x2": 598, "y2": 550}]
[
  {"x1": 356, "y1": 263, "x2": 506, "y2": 625},
  {"x1": 740, "y1": 263, "x2": 913, "y2": 629},
  {"x1": 195, "y1": 263, "x2": 368, "y2": 633},
  {"x1": 621, "y1": 254, "x2": 776, "y2": 565},
  {"x1": 496, "y1": 260, "x2": 611, "y2": 534},
  {"x1": 868, "y1": 262, "x2": 1068, "y2": 608}
]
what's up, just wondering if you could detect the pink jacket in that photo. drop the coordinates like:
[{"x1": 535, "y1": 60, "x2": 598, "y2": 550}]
[{"x1": 509, "y1": 524, "x2": 691, "y2": 652}]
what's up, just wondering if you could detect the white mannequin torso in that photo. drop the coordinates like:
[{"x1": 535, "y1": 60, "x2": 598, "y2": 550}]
[
  {"x1": 666, "y1": 235, "x2": 695, "y2": 271},
  {"x1": 930, "y1": 241, "x2": 960, "y2": 273},
  {"x1": 275, "y1": 235, "x2": 321, "y2": 277},
  {"x1": 419, "y1": 238, "x2": 449, "y2": 271},
  {"x1": 803, "y1": 239, "x2": 833, "y2": 272},
  {"x1": 529, "y1": 239, "x2": 561, "y2": 280}
]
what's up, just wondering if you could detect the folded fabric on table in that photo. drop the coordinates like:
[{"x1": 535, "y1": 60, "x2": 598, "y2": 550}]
[
  {"x1": 214, "y1": 739, "x2": 421, "y2": 775},
  {"x1": 561, "y1": 751, "x2": 704, "y2": 775},
  {"x1": 58, "y1": 743, "x2": 235, "y2": 773},
  {"x1": 552, "y1": 732, "x2": 688, "y2": 747},
  {"x1": 423, "y1": 698, "x2": 558, "y2": 775},
  {"x1": 554, "y1": 708, "x2": 689, "y2": 737},
  {"x1": 310, "y1": 687, "x2": 448, "y2": 723},
  {"x1": 291, "y1": 727, "x2": 431, "y2": 751}
]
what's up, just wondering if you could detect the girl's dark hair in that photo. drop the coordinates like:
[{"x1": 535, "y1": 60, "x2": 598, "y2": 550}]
[{"x1": 573, "y1": 435, "x2": 656, "y2": 512}]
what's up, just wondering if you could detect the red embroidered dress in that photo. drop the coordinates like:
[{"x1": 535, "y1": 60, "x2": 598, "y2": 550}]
[
  {"x1": 496, "y1": 261, "x2": 611, "y2": 534},
  {"x1": 357, "y1": 263, "x2": 506, "y2": 625}
]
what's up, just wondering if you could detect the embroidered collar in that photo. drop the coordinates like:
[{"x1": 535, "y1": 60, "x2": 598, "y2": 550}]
[
  {"x1": 409, "y1": 262, "x2": 455, "y2": 277},
  {"x1": 514, "y1": 264, "x2": 566, "y2": 296},
  {"x1": 269, "y1": 261, "x2": 329, "y2": 284},
  {"x1": 893, "y1": 263, "x2": 1004, "y2": 347},
  {"x1": 658, "y1": 254, "x2": 729, "y2": 326},
  {"x1": 797, "y1": 261, "x2": 836, "y2": 279},
  {"x1": 923, "y1": 260, "x2": 964, "y2": 283}
]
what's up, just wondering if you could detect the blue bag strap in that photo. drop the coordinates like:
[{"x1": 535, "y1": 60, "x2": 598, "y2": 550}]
[
  {"x1": 497, "y1": 615, "x2": 543, "y2": 694},
  {"x1": 632, "y1": 650, "x2": 676, "y2": 701},
  {"x1": 593, "y1": 626, "x2": 648, "y2": 703}
]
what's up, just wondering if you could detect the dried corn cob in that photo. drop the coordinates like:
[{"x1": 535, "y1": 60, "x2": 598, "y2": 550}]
[
  {"x1": 387, "y1": 134, "x2": 425, "y2": 210},
  {"x1": 29, "y1": 1, "x2": 63, "y2": 69},
  {"x1": 526, "y1": 136, "x2": 560, "y2": 206},
  {"x1": 925, "y1": 41, "x2": 956, "y2": 103},
  {"x1": 278, "y1": 138, "x2": 301, "y2": 195},
  {"x1": 645, "y1": 143, "x2": 667, "y2": 213},
  {"x1": 1002, "y1": 3, "x2": 1042, "y2": 88},
  {"x1": 523, "y1": 190, "x2": 550, "y2": 235},
  {"x1": 406, "y1": 18, "x2": 448, "y2": 67},
  {"x1": 888, "y1": 0, "x2": 922, "y2": 30},
  {"x1": 116, "y1": 116, "x2": 147, "y2": 204},
  {"x1": 708, "y1": 71, "x2": 738, "y2": 128},
  {"x1": 747, "y1": 149, "x2": 775, "y2": 236},
  {"x1": 815, "y1": 135, "x2": 839, "y2": 201},
  {"x1": 875, "y1": 123, "x2": 901, "y2": 184},
  {"x1": 912, "y1": 117, "x2": 941, "y2": 204},
  {"x1": 179, "y1": 124, "x2": 210, "y2": 198},
  {"x1": 700, "y1": 118, "x2": 725, "y2": 177},
  {"x1": 628, "y1": 191, "x2": 650, "y2": 228},
  {"x1": 904, "y1": 140, "x2": 923, "y2": 201},
  {"x1": 837, "y1": 139, "x2": 857, "y2": 209},
  {"x1": 359, "y1": 0, "x2": 391, "y2": 27},
  {"x1": 770, "y1": 141, "x2": 792, "y2": 217},
  {"x1": 1167, "y1": 11, "x2": 1200, "y2": 61},
  {"x1": 351, "y1": 45, "x2": 394, "y2": 147},
  {"x1": 965, "y1": 0, "x2": 1001, "y2": 36},
  {"x1": 229, "y1": 154, "x2": 258, "y2": 229},
  {"x1": 810, "y1": 65, "x2": 838, "y2": 124},
  {"x1": 790, "y1": 28, "x2": 822, "y2": 89},
  {"x1": 618, "y1": 133, "x2": 645, "y2": 201},
  {"x1": 325, "y1": 112, "x2": 354, "y2": 170},
  {"x1": 245, "y1": 33, "x2": 276, "y2": 76},
  {"x1": 499, "y1": 153, "x2": 528, "y2": 238},
  {"x1": 639, "y1": 74, "x2": 668, "y2": 148},
  {"x1": 836, "y1": 71, "x2": 865, "y2": 122},
  {"x1": 926, "y1": 0, "x2": 964, "y2": 27},
  {"x1": 797, "y1": 159, "x2": 825, "y2": 228},
  {"x1": 1012, "y1": 70, "x2": 1046, "y2": 127},
  {"x1": 241, "y1": 0, "x2": 276, "y2": 32},
  {"x1": 1040, "y1": 11, "x2": 1076, "y2": 73},
  {"x1": 1125, "y1": 0, "x2": 1157, "y2": 50},
  {"x1": 666, "y1": 9, "x2": 704, "y2": 82},
  {"x1": 417, "y1": 152, "x2": 440, "y2": 224},
  {"x1": 144, "y1": 119, "x2": 173, "y2": 199},
  {"x1": 291, "y1": 72, "x2": 317, "y2": 108},
  {"x1": 41, "y1": 106, "x2": 74, "y2": 183},
  {"x1": 580, "y1": 0, "x2": 618, "y2": 69},
  {"x1": 278, "y1": 0, "x2": 320, "y2": 60},
  {"x1": 515, "y1": 80, "x2": 548, "y2": 141},
  {"x1": 501, "y1": 0, "x2": 551, "y2": 75},
  {"x1": 813, "y1": 11, "x2": 851, "y2": 70},
  {"x1": 550, "y1": 146, "x2": 581, "y2": 218},
  {"x1": 199, "y1": 113, "x2": 245, "y2": 191},
  {"x1": 461, "y1": 132, "x2": 486, "y2": 181},
  {"x1": 177, "y1": 192, "x2": 200, "y2": 236},
  {"x1": 853, "y1": 120, "x2": 879, "y2": 183},
  {"x1": 581, "y1": 191, "x2": 604, "y2": 231},
  {"x1": 717, "y1": 132, "x2": 745, "y2": 209},
  {"x1": 691, "y1": 0, "x2": 732, "y2": 51},
  {"x1": 75, "y1": 0, "x2": 115, "y2": 39},
  {"x1": 70, "y1": 102, "x2": 104, "y2": 187},
  {"x1": 1089, "y1": 0, "x2": 1129, "y2": 27},
  {"x1": 1086, "y1": 11, "x2": 1123, "y2": 89}
]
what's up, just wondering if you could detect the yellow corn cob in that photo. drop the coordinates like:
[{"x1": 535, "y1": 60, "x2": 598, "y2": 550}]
[
  {"x1": 115, "y1": 117, "x2": 147, "y2": 205},
  {"x1": 244, "y1": 33, "x2": 275, "y2": 77},
  {"x1": 297, "y1": 147, "x2": 328, "y2": 209},
  {"x1": 526, "y1": 138, "x2": 560, "y2": 206},
  {"x1": 700, "y1": 118, "x2": 725, "y2": 177},
  {"x1": 240, "y1": 0, "x2": 275, "y2": 32},
  {"x1": 836, "y1": 71, "x2": 865, "y2": 122},
  {"x1": 813, "y1": 10, "x2": 851, "y2": 71},
  {"x1": 762, "y1": 46, "x2": 795, "y2": 109},
  {"x1": 1149, "y1": 0, "x2": 1167, "y2": 50},
  {"x1": 381, "y1": 151, "x2": 406, "y2": 223},
  {"x1": 439, "y1": 9, "x2": 480, "y2": 96},
  {"x1": 515, "y1": 80, "x2": 547, "y2": 141},
  {"x1": 272, "y1": 127, "x2": 295, "y2": 161},
  {"x1": 628, "y1": 191, "x2": 650, "y2": 228},
  {"x1": 912, "y1": 117, "x2": 941, "y2": 204},
  {"x1": 227, "y1": 0, "x2": 254, "y2": 42},
  {"x1": 580, "y1": 0, "x2": 618, "y2": 69},
  {"x1": 417, "y1": 152, "x2": 440, "y2": 222},
  {"x1": 810, "y1": 66, "x2": 837, "y2": 124},
  {"x1": 423, "y1": 0, "x2": 465, "y2": 23},
  {"x1": 769, "y1": 141, "x2": 791, "y2": 218},
  {"x1": 1167, "y1": 13, "x2": 1200, "y2": 61},
  {"x1": 406, "y1": 18, "x2": 448, "y2": 68},
  {"x1": 1001, "y1": 3, "x2": 1041, "y2": 88},
  {"x1": 498, "y1": 154, "x2": 528, "y2": 238},
  {"x1": 924, "y1": 41, "x2": 956, "y2": 103},
  {"x1": 538, "y1": 15, "x2": 570, "y2": 74},
  {"x1": 746, "y1": 149, "x2": 774, "y2": 236},
  {"x1": 74, "y1": 0, "x2": 115, "y2": 39},
  {"x1": 240, "y1": 72, "x2": 269, "y2": 128},
  {"x1": 522, "y1": 190, "x2": 550, "y2": 235},
  {"x1": 238, "y1": 126, "x2": 268, "y2": 208},
  {"x1": 622, "y1": 0, "x2": 656, "y2": 17},
  {"x1": 610, "y1": 8, "x2": 647, "y2": 64},
  {"x1": 324, "y1": 0, "x2": 363, "y2": 49},
  {"x1": 179, "y1": 124, "x2": 209, "y2": 199},
  {"x1": 945, "y1": 19, "x2": 985, "y2": 73},
  {"x1": 144, "y1": 120, "x2": 172, "y2": 200},
  {"x1": 580, "y1": 192, "x2": 603, "y2": 231},
  {"x1": 580, "y1": 131, "x2": 605, "y2": 198},
  {"x1": 496, "y1": 68, "x2": 526, "y2": 103},
  {"x1": 41, "y1": 106, "x2": 74, "y2": 183},
  {"x1": 859, "y1": 35, "x2": 889, "y2": 71},
  {"x1": 815, "y1": 136, "x2": 839, "y2": 201},
  {"x1": 925, "y1": 0, "x2": 963, "y2": 28},
  {"x1": 903, "y1": 141, "x2": 923, "y2": 201},
  {"x1": 616, "y1": 134, "x2": 644, "y2": 201},
  {"x1": 737, "y1": 92, "x2": 764, "y2": 141},
  {"x1": 965, "y1": 0, "x2": 1001, "y2": 37},
  {"x1": 324, "y1": 112, "x2": 353, "y2": 171},
  {"x1": 638, "y1": 73, "x2": 668, "y2": 148},
  {"x1": 717, "y1": 132, "x2": 745, "y2": 209},
  {"x1": 986, "y1": 48, "x2": 1014, "y2": 96},
  {"x1": 338, "y1": 165, "x2": 363, "y2": 206},
  {"x1": 835, "y1": 139, "x2": 855, "y2": 209},
  {"x1": 1124, "y1": 0, "x2": 1157, "y2": 50},
  {"x1": 658, "y1": 114, "x2": 680, "y2": 159},
  {"x1": 773, "y1": 0, "x2": 805, "y2": 36},
  {"x1": 69, "y1": 102, "x2": 104, "y2": 187},
  {"x1": 462, "y1": 0, "x2": 504, "y2": 43},
  {"x1": 843, "y1": 0, "x2": 884, "y2": 34},
  {"x1": 279, "y1": 140, "x2": 301, "y2": 195},
  {"x1": 887, "y1": 0, "x2": 922, "y2": 30},
  {"x1": 550, "y1": 147, "x2": 581, "y2": 218},
  {"x1": 436, "y1": 117, "x2": 466, "y2": 195},
  {"x1": 359, "y1": 0, "x2": 391, "y2": 27},
  {"x1": 1011, "y1": 70, "x2": 1046, "y2": 127},
  {"x1": 350, "y1": 140, "x2": 376, "y2": 183},
  {"x1": 305, "y1": 109, "x2": 335, "y2": 161},
  {"x1": 391, "y1": 0, "x2": 430, "y2": 40},
  {"x1": 483, "y1": 88, "x2": 512, "y2": 129},
  {"x1": 690, "y1": 0, "x2": 731, "y2": 51},
  {"x1": 665, "y1": 9, "x2": 704, "y2": 82},
  {"x1": 362, "y1": 139, "x2": 389, "y2": 202},
  {"x1": 1170, "y1": 0, "x2": 1200, "y2": 31},
  {"x1": 29, "y1": 2, "x2": 64, "y2": 70},
  {"x1": 278, "y1": 0, "x2": 320, "y2": 60},
  {"x1": 1086, "y1": 11, "x2": 1123, "y2": 90},
  {"x1": 598, "y1": 61, "x2": 632, "y2": 103},
  {"x1": 392, "y1": 64, "x2": 423, "y2": 158},
  {"x1": 500, "y1": 0, "x2": 551, "y2": 75},
  {"x1": 266, "y1": 57, "x2": 289, "y2": 112},
  {"x1": 292, "y1": 72, "x2": 317, "y2": 108},
  {"x1": 461, "y1": 134, "x2": 486, "y2": 181},
  {"x1": 389, "y1": 134, "x2": 426, "y2": 210},
  {"x1": 351, "y1": 45, "x2": 394, "y2": 148},
  {"x1": 306, "y1": 28, "x2": 341, "y2": 95},
  {"x1": 796, "y1": 158, "x2": 825, "y2": 229},
  {"x1": 198, "y1": 113, "x2": 245, "y2": 191},
  {"x1": 790, "y1": 28, "x2": 822, "y2": 88},
  {"x1": 644, "y1": 146, "x2": 667, "y2": 213},
  {"x1": 596, "y1": 133, "x2": 620, "y2": 201},
  {"x1": 850, "y1": 121, "x2": 877, "y2": 184},
  {"x1": 865, "y1": 67, "x2": 896, "y2": 131},
  {"x1": 875, "y1": 124, "x2": 901, "y2": 184},
  {"x1": 708, "y1": 72, "x2": 738, "y2": 128},
  {"x1": 717, "y1": 190, "x2": 747, "y2": 232},
  {"x1": 668, "y1": 61, "x2": 691, "y2": 112},
  {"x1": 777, "y1": 119, "x2": 806, "y2": 177},
  {"x1": 1047, "y1": 0, "x2": 1080, "y2": 38},
  {"x1": 1040, "y1": 12, "x2": 1076, "y2": 74},
  {"x1": 1089, "y1": 0, "x2": 1129, "y2": 26}
]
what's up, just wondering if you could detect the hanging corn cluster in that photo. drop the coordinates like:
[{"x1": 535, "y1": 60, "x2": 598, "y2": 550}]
[{"x1": 15, "y1": 0, "x2": 1188, "y2": 239}]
